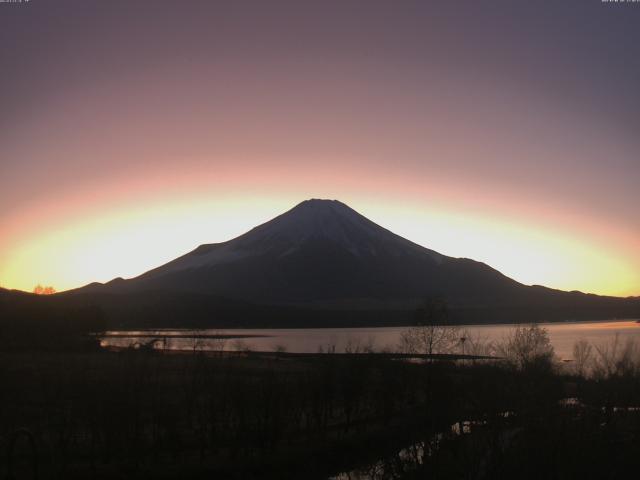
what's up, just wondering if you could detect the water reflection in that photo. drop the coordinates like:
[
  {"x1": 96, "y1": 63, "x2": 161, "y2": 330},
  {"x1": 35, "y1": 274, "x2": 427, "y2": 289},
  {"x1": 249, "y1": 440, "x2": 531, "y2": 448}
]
[
  {"x1": 99, "y1": 320, "x2": 640, "y2": 359},
  {"x1": 330, "y1": 420, "x2": 487, "y2": 480}
]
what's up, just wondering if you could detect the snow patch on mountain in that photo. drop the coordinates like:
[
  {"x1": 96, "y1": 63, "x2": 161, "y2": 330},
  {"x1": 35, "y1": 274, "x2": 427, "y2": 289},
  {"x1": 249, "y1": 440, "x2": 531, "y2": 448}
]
[{"x1": 141, "y1": 199, "x2": 444, "y2": 278}]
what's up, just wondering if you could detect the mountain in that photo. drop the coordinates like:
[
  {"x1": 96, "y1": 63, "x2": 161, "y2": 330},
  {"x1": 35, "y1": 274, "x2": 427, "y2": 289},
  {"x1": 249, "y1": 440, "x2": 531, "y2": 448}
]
[
  {"x1": 87, "y1": 199, "x2": 518, "y2": 304},
  {"x1": 67, "y1": 199, "x2": 639, "y2": 327}
]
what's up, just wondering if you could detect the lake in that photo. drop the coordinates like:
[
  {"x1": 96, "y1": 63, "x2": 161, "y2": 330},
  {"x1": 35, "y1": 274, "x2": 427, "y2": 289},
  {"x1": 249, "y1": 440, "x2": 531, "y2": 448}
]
[{"x1": 101, "y1": 319, "x2": 640, "y2": 360}]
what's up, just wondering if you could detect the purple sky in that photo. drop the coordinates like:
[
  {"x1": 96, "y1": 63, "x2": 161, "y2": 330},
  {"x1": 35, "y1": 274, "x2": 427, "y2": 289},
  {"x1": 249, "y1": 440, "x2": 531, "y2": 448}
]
[{"x1": 1, "y1": 0, "x2": 639, "y2": 295}]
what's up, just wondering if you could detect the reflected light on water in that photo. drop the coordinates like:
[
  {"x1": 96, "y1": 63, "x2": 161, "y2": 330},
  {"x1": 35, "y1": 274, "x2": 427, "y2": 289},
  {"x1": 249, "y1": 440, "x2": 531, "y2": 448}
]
[{"x1": 100, "y1": 320, "x2": 640, "y2": 360}]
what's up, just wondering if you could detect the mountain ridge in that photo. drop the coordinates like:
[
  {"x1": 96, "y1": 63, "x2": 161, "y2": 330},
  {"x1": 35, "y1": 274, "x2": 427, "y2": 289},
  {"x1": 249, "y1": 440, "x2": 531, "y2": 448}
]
[
  {"x1": 84, "y1": 199, "x2": 520, "y2": 305},
  {"x1": 59, "y1": 199, "x2": 639, "y2": 327}
]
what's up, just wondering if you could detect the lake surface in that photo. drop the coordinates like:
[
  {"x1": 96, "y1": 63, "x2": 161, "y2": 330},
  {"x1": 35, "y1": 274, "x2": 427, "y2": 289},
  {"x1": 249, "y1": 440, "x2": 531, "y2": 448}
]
[{"x1": 101, "y1": 319, "x2": 640, "y2": 360}]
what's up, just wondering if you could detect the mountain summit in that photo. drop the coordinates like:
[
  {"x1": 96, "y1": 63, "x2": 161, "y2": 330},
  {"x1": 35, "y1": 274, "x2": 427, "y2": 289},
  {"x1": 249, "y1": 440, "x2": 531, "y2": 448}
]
[
  {"x1": 74, "y1": 199, "x2": 639, "y2": 325},
  {"x1": 235, "y1": 199, "x2": 443, "y2": 261}
]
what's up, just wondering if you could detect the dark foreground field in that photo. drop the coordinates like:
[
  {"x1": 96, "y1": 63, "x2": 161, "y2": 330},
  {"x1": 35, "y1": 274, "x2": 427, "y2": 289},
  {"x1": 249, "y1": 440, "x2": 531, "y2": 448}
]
[{"x1": 1, "y1": 347, "x2": 640, "y2": 480}]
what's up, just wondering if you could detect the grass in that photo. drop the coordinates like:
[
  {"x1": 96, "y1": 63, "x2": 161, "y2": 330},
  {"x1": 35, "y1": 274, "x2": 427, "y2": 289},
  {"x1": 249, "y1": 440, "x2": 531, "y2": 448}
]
[{"x1": 1, "y1": 345, "x2": 639, "y2": 479}]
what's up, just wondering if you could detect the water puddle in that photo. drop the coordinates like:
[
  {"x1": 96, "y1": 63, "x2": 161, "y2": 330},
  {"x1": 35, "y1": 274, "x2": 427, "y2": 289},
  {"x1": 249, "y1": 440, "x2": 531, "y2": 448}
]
[{"x1": 329, "y1": 420, "x2": 486, "y2": 480}]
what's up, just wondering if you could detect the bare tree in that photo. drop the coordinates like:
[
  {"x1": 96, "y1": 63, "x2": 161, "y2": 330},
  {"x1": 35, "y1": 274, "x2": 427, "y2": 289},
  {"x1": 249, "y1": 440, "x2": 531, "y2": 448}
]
[
  {"x1": 572, "y1": 339, "x2": 593, "y2": 378},
  {"x1": 459, "y1": 329, "x2": 495, "y2": 362},
  {"x1": 495, "y1": 324, "x2": 555, "y2": 371},
  {"x1": 232, "y1": 339, "x2": 252, "y2": 354},
  {"x1": 399, "y1": 297, "x2": 459, "y2": 357},
  {"x1": 591, "y1": 334, "x2": 640, "y2": 379},
  {"x1": 344, "y1": 335, "x2": 376, "y2": 354}
]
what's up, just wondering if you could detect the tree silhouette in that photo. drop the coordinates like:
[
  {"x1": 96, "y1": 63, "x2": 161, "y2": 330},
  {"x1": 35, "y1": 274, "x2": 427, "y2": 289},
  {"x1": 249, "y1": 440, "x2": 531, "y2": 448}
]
[
  {"x1": 33, "y1": 284, "x2": 56, "y2": 295},
  {"x1": 495, "y1": 324, "x2": 555, "y2": 371},
  {"x1": 399, "y1": 297, "x2": 460, "y2": 357}
]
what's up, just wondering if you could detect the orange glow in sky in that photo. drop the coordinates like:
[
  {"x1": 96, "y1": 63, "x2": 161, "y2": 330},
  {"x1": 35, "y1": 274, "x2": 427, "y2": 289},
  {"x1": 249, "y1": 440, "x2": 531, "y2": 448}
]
[
  {"x1": 1, "y1": 1, "x2": 638, "y2": 297},
  {"x1": 1, "y1": 165, "x2": 638, "y2": 297}
]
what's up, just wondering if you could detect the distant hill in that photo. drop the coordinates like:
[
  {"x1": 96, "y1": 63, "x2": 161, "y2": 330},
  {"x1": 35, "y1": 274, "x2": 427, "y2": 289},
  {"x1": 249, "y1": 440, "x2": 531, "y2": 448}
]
[
  {"x1": 58, "y1": 199, "x2": 639, "y2": 328},
  {"x1": 0, "y1": 287, "x2": 105, "y2": 349}
]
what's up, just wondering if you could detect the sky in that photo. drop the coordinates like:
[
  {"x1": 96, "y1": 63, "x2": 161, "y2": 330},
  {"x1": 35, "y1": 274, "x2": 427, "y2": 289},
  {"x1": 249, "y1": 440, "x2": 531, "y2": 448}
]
[{"x1": 1, "y1": 0, "x2": 639, "y2": 296}]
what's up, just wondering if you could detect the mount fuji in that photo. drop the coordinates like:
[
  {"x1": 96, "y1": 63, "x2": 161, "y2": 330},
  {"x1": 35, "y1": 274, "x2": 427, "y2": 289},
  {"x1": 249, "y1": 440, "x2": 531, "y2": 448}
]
[{"x1": 69, "y1": 199, "x2": 639, "y2": 327}]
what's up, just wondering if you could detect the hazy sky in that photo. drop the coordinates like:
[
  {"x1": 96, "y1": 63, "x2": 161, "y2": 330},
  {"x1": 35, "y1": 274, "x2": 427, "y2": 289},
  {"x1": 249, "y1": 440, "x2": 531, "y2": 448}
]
[{"x1": 1, "y1": 0, "x2": 639, "y2": 296}]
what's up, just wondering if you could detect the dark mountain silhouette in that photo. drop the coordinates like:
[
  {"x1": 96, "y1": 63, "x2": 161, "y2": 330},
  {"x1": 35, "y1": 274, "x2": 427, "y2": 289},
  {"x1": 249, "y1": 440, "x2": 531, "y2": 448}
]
[
  {"x1": 78, "y1": 199, "x2": 518, "y2": 304},
  {"x1": 59, "y1": 199, "x2": 638, "y2": 327}
]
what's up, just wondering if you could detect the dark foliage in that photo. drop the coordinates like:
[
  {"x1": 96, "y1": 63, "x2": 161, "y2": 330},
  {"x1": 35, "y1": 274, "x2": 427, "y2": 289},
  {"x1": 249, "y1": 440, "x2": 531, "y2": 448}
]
[
  {"x1": 0, "y1": 348, "x2": 639, "y2": 479},
  {"x1": 0, "y1": 289, "x2": 105, "y2": 351}
]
